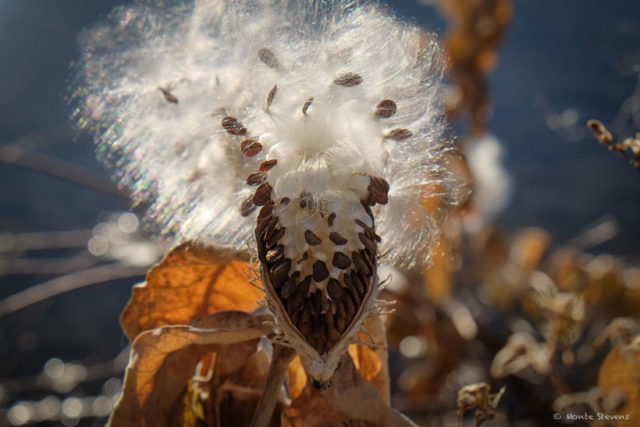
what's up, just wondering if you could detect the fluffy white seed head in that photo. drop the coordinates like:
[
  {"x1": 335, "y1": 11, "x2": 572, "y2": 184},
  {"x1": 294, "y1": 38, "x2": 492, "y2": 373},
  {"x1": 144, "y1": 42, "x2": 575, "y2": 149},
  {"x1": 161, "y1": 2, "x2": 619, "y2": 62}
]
[{"x1": 73, "y1": 0, "x2": 465, "y2": 268}]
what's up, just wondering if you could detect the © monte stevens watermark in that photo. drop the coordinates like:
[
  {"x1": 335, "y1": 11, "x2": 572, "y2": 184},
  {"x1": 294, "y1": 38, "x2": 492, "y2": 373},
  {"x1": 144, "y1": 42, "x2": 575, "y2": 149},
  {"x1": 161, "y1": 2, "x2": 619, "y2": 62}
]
[{"x1": 553, "y1": 411, "x2": 631, "y2": 422}]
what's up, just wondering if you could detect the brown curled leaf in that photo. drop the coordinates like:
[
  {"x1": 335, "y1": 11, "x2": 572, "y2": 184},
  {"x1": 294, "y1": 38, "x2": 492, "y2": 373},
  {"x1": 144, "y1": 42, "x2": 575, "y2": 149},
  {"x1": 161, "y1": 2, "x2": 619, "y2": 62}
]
[
  {"x1": 120, "y1": 242, "x2": 262, "y2": 341},
  {"x1": 108, "y1": 311, "x2": 273, "y2": 427}
]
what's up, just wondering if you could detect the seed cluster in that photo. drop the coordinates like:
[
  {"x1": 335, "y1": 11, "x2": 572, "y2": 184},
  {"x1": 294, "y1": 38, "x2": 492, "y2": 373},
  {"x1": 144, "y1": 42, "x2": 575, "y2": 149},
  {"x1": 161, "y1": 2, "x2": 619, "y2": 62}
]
[
  {"x1": 256, "y1": 193, "x2": 383, "y2": 354},
  {"x1": 224, "y1": 47, "x2": 402, "y2": 355}
]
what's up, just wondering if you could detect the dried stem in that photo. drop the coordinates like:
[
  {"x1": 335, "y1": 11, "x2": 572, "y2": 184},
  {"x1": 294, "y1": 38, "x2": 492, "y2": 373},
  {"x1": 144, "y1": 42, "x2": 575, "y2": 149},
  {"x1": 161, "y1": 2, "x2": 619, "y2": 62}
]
[
  {"x1": 250, "y1": 344, "x2": 296, "y2": 427},
  {"x1": 0, "y1": 143, "x2": 123, "y2": 197},
  {"x1": 0, "y1": 264, "x2": 147, "y2": 317}
]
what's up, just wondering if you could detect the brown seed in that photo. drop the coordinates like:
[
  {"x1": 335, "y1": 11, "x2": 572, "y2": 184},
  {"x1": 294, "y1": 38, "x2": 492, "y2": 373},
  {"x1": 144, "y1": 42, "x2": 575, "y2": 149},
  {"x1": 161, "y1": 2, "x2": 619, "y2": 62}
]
[
  {"x1": 258, "y1": 207, "x2": 274, "y2": 235},
  {"x1": 359, "y1": 249, "x2": 374, "y2": 270},
  {"x1": 240, "y1": 196, "x2": 255, "y2": 217},
  {"x1": 332, "y1": 252, "x2": 351, "y2": 270},
  {"x1": 334, "y1": 72, "x2": 363, "y2": 87},
  {"x1": 335, "y1": 301, "x2": 347, "y2": 333},
  {"x1": 354, "y1": 219, "x2": 374, "y2": 234},
  {"x1": 375, "y1": 99, "x2": 396, "y2": 118},
  {"x1": 327, "y1": 278, "x2": 343, "y2": 299},
  {"x1": 280, "y1": 276, "x2": 296, "y2": 298},
  {"x1": 290, "y1": 276, "x2": 311, "y2": 309},
  {"x1": 312, "y1": 291, "x2": 324, "y2": 315},
  {"x1": 367, "y1": 176, "x2": 389, "y2": 205},
  {"x1": 299, "y1": 302, "x2": 313, "y2": 335},
  {"x1": 159, "y1": 87, "x2": 178, "y2": 104},
  {"x1": 258, "y1": 215, "x2": 276, "y2": 237},
  {"x1": 240, "y1": 139, "x2": 262, "y2": 157},
  {"x1": 352, "y1": 251, "x2": 371, "y2": 276},
  {"x1": 258, "y1": 48, "x2": 279, "y2": 68},
  {"x1": 247, "y1": 172, "x2": 266, "y2": 186},
  {"x1": 344, "y1": 293, "x2": 356, "y2": 322},
  {"x1": 302, "y1": 97, "x2": 313, "y2": 115},
  {"x1": 358, "y1": 233, "x2": 377, "y2": 255},
  {"x1": 328, "y1": 323, "x2": 341, "y2": 341},
  {"x1": 297, "y1": 251, "x2": 308, "y2": 263},
  {"x1": 266, "y1": 227, "x2": 285, "y2": 249},
  {"x1": 290, "y1": 309, "x2": 301, "y2": 326},
  {"x1": 222, "y1": 116, "x2": 247, "y2": 136},
  {"x1": 259, "y1": 159, "x2": 278, "y2": 172},
  {"x1": 253, "y1": 182, "x2": 272, "y2": 206},
  {"x1": 384, "y1": 128, "x2": 412, "y2": 141},
  {"x1": 304, "y1": 230, "x2": 322, "y2": 246},
  {"x1": 312, "y1": 260, "x2": 329, "y2": 282},
  {"x1": 270, "y1": 257, "x2": 290, "y2": 283},
  {"x1": 267, "y1": 84, "x2": 277, "y2": 108},
  {"x1": 346, "y1": 275, "x2": 361, "y2": 305},
  {"x1": 327, "y1": 212, "x2": 336, "y2": 227},
  {"x1": 351, "y1": 272, "x2": 366, "y2": 296},
  {"x1": 358, "y1": 232, "x2": 377, "y2": 254},
  {"x1": 329, "y1": 231, "x2": 347, "y2": 245},
  {"x1": 266, "y1": 245, "x2": 284, "y2": 264}
]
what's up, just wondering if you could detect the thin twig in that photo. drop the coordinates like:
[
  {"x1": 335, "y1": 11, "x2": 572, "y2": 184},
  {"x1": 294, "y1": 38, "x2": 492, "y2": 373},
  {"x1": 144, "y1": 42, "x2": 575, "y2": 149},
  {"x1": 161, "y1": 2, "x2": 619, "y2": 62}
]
[
  {"x1": 250, "y1": 344, "x2": 296, "y2": 427},
  {"x1": 0, "y1": 264, "x2": 147, "y2": 317},
  {"x1": 0, "y1": 144, "x2": 123, "y2": 197},
  {"x1": 0, "y1": 230, "x2": 92, "y2": 254}
]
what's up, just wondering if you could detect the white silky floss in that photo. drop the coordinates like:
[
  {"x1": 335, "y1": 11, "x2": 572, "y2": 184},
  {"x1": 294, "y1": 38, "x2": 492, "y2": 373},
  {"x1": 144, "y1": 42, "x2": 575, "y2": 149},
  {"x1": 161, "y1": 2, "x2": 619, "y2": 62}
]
[{"x1": 74, "y1": 0, "x2": 466, "y2": 380}]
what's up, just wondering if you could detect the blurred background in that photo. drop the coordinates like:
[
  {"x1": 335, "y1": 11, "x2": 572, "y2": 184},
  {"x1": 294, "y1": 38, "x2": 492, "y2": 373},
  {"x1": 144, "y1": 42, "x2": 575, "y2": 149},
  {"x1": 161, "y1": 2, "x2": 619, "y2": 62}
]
[{"x1": 1, "y1": 0, "x2": 639, "y2": 425}]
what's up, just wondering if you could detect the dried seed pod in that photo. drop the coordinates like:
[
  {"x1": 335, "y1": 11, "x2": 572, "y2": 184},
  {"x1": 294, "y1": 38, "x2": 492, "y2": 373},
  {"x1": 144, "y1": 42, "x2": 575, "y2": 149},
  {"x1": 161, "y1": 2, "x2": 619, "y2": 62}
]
[
  {"x1": 241, "y1": 139, "x2": 263, "y2": 157},
  {"x1": 384, "y1": 128, "x2": 412, "y2": 140},
  {"x1": 258, "y1": 48, "x2": 279, "y2": 68},
  {"x1": 304, "y1": 229, "x2": 322, "y2": 246},
  {"x1": 334, "y1": 72, "x2": 363, "y2": 87},
  {"x1": 259, "y1": 159, "x2": 278, "y2": 172},
  {"x1": 221, "y1": 116, "x2": 247, "y2": 136},
  {"x1": 375, "y1": 99, "x2": 396, "y2": 118}
]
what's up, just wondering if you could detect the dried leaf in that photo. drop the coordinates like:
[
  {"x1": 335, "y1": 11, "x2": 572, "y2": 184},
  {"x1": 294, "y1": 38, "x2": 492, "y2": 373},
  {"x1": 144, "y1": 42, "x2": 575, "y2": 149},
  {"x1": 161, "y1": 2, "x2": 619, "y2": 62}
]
[
  {"x1": 319, "y1": 353, "x2": 417, "y2": 426},
  {"x1": 598, "y1": 346, "x2": 640, "y2": 422},
  {"x1": 286, "y1": 356, "x2": 307, "y2": 401},
  {"x1": 108, "y1": 311, "x2": 272, "y2": 427},
  {"x1": 348, "y1": 315, "x2": 390, "y2": 404},
  {"x1": 121, "y1": 242, "x2": 263, "y2": 340}
]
